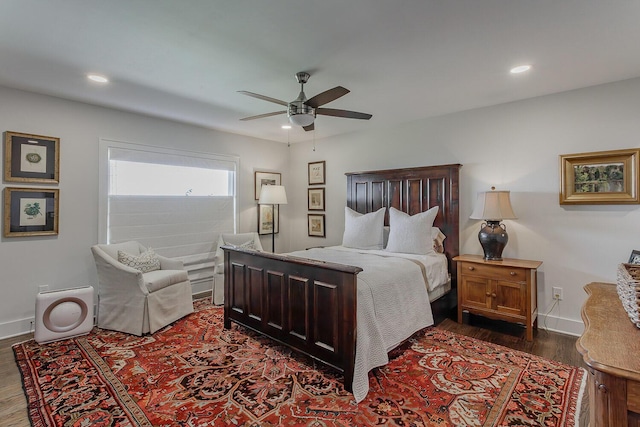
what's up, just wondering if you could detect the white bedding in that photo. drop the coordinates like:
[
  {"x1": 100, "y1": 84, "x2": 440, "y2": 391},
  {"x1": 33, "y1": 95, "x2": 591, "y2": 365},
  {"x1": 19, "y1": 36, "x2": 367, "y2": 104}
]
[{"x1": 285, "y1": 245, "x2": 449, "y2": 402}]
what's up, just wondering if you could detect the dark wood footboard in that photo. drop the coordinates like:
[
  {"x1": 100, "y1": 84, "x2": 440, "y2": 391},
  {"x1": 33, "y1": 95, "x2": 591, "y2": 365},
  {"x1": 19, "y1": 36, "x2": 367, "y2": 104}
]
[{"x1": 223, "y1": 246, "x2": 362, "y2": 391}]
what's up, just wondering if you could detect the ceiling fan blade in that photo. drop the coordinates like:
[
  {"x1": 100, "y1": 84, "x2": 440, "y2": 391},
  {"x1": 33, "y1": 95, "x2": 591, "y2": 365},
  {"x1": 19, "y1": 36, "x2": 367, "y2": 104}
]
[
  {"x1": 238, "y1": 91, "x2": 288, "y2": 106},
  {"x1": 305, "y1": 86, "x2": 350, "y2": 108},
  {"x1": 240, "y1": 110, "x2": 286, "y2": 121},
  {"x1": 303, "y1": 123, "x2": 315, "y2": 132},
  {"x1": 316, "y1": 108, "x2": 372, "y2": 120}
]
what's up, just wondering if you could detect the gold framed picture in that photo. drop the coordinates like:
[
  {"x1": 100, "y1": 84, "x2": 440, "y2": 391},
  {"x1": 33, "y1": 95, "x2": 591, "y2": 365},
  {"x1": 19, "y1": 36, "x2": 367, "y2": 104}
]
[
  {"x1": 4, "y1": 187, "x2": 59, "y2": 237},
  {"x1": 4, "y1": 131, "x2": 60, "y2": 183},
  {"x1": 559, "y1": 148, "x2": 640, "y2": 205}
]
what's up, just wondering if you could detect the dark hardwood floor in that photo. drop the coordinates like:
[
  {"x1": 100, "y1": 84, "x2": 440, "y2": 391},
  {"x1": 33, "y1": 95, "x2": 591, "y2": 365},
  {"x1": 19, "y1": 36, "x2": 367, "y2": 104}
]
[{"x1": 0, "y1": 312, "x2": 588, "y2": 427}]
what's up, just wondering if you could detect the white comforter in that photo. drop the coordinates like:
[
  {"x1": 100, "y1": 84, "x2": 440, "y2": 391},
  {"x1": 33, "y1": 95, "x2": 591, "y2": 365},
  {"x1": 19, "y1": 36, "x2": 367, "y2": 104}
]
[{"x1": 286, "y1": 246, "x2": 446, "y2": 402}]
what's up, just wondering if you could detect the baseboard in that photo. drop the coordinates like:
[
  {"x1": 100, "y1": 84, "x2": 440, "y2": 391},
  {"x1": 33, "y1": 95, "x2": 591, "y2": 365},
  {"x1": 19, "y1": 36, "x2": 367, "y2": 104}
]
[
  {"x1": 192, "y1": 281, "x2": 213, "y2": 296},
  {"x1": 538, "y1": 313, "x2": 584, "y2": 337},
  {"x1": 1, "y1": 286, "x2": 214, "y2": 340},
  {"x1": 0, "y1": 316, "x2": 35, "y2": 340}
]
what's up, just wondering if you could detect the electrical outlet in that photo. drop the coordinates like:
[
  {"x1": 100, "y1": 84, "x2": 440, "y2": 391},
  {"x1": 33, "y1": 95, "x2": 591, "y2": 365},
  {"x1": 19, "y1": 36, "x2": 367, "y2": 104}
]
[{"x1": 552, "y1": 286, "x2": 563, "y2": 300}]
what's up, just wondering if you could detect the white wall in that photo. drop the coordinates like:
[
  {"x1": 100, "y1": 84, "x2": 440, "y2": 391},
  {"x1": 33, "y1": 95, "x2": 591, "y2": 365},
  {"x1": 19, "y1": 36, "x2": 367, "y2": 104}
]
[
  {"x1": 0, "y1": 86, "x2": 291, "y2": 338},
  {"x1": 4, "y1": 77, "x2": 639, "y2": 339},
  {"x1": 289, "y1": 77, "x2": 640, "y2": 336}
]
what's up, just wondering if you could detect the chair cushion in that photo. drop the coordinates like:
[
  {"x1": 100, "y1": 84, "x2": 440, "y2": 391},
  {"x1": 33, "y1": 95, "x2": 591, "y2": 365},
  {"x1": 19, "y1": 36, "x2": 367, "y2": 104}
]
[
  {"x1": 143, "y1": 269, "x2": 189, "y2": 293},
  {"x1": 118, "y1": 248, "x2": 161, "y2": 273}
]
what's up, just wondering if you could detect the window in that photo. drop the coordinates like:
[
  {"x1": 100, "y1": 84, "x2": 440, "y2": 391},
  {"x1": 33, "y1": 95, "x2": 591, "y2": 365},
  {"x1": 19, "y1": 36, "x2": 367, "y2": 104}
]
[{"x1": 99, "y1": 140, "x2": 239, "y2": 292}]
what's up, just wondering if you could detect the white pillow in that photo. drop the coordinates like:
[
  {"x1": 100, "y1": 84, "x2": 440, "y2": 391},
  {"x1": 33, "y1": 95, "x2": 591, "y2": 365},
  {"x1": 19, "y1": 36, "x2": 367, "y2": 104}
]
[
  {"x1": 342, "y1": 207, "x2": 386, "y2": 249},
  {"x1": 431, "y1": 227, "x2": 446, "y2": 253},
  {"x1": 385, "y1": 206, "x2": 439, "y2": 254}
]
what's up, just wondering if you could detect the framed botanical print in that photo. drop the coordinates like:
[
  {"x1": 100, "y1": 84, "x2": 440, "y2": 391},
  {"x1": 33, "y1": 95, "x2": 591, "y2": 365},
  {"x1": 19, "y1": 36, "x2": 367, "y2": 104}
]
[
  {"x1": 258, "y1": 204, "x2": 279, "y2": 235},
  {"x1": 4, "y1": 131, "x2": 60, "y2": 183},
  {"x1": 308, "y1": 188, "x2": 325, "y2": 211},
  {"x1": 4, "y1": 187, "x2": 59, "y2": 237},
  {"x1": 308, "y1": 161, "x2": 326, "y2": 185},
  {"x1": 254, "y1": 171, "x2": 281, "y2": 200},
  {"x1": 307, "y1": 214, "x2": 325, "y2": 237}
]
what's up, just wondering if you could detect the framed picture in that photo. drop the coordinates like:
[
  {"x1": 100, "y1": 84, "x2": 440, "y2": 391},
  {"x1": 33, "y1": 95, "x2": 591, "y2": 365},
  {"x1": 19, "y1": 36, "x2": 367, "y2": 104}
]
[
  {"x1": 308, "y1": 188, "x2": 325, "y2": 211},
  {"x1": 308, "y1": 161, "x2": 326, "y2": 185},
  {"x1": 254, "y1": 171, "x2": 281, "y2": 200},
  {"x1": 629, "y1": 250, "x2": 640, "y2": 264},
  {"x1": 308, "y1": 214, "x2": 325, "y2": 237},
  {"x1": 258, "y1": 204, "x2": 279, "y2": 235},
  {"x1": 4, "y1": 131, "x2": 60, "y2": 183},
  {"x1": 559, "y1": 148, "x2": 640, "y2": 205},
  {"x1": 3, "y1": 187, "x2": 59, "y2": 237}
]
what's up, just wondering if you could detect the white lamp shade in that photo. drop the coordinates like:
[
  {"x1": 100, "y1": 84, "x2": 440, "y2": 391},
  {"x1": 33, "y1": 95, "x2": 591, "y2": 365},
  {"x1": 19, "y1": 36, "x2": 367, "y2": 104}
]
[
  {"x1": 470, "y1": 190, "x2": 517, "y2": 220},
  {"x1": 259, "y1": 185, "x2": 288, "y2": 205}
]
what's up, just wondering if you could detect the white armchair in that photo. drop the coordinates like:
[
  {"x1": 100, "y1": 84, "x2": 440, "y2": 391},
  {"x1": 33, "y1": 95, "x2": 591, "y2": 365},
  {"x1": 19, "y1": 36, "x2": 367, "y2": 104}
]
[
  {"x1": 212, "y1": 232, "x2": 263, "y2": 305},
  {"x1": 91, "y1": 241, "x2": 194, "y2": 336}
]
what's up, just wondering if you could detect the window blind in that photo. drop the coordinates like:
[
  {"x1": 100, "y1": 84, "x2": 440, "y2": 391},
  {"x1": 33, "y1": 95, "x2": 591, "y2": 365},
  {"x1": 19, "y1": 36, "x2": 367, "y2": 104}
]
[{"x1": 100, "y1": 140, "x2": 238, "y2": 290}]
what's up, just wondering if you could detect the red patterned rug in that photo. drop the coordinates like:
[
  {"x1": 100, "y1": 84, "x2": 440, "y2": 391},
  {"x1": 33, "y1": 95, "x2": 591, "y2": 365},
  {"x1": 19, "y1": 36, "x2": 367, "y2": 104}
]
[{"x1": 14, "y1": 299, "x2": 585, "y2": 426}]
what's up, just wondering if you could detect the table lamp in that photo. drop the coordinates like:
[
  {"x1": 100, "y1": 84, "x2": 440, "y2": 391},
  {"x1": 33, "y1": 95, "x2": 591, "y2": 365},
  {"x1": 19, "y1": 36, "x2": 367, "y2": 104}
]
[{"x1": 470, "y1": 187, "x2": 517, "y2": 261}]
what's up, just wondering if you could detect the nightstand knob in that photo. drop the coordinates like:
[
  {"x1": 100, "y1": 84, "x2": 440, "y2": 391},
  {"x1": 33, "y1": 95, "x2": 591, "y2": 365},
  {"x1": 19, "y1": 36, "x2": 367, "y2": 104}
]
[
  {"x1": 492, "y1": 293, "x2": 497, "y2": 298},
  {"x1": 468, "y1": 266, "x2": 475, "y2": 271},
  {"x1": 485, "y1": 292, "x2": 491, "y2": 297},
  {"x1": 597, "y1": 383, "x2": 608, "y2": 394},
  {"x1": 510, "y1": 271, "x2": 516, "y2": 276}
]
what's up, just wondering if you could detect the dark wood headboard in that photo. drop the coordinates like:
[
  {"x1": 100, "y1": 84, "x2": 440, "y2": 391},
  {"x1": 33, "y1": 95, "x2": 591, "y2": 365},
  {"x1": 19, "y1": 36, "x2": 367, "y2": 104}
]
[{"x1": 345, "y1": 164, "x2": 461, "y2": 286}]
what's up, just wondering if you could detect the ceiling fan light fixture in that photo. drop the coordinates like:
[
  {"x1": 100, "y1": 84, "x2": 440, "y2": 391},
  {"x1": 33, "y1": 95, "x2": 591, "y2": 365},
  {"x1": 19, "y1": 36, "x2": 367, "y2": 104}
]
[{"x1": 288, "y1": 101, "x2": 315, "y2": 127}]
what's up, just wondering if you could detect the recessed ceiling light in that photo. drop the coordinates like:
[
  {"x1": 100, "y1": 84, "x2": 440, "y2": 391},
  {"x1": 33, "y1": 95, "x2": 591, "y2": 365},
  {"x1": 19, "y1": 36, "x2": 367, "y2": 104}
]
[
  {"x1": 510, "y1": 65, "x2": 531, "y2": 74},
  {"x1": 281, "y1": 125, "x2": 292, "y2": 129},
  {"x1": 87, "y1": 74, "x2": 109, "y2": 83}
]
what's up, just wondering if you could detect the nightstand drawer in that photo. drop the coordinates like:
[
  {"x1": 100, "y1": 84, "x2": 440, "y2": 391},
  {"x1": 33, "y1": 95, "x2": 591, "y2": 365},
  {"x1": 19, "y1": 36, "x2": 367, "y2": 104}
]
[{"x1": 459, "y1": 262, "x2": 527, "y2": 282}]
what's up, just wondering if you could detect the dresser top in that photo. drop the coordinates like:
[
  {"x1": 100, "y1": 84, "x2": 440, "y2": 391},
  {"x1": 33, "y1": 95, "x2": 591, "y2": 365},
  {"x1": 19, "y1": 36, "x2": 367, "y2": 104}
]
[
  {"x1": 577, "y1": 282, "x2": 640, "y2": 381},
  {"x1": 453, "y1": 254, "x2": 542, "y2": 269}
]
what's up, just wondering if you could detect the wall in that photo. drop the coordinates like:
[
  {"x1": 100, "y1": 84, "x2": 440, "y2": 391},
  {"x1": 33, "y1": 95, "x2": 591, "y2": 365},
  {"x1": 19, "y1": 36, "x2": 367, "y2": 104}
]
[
  {"x1": 4, "y1": 77, "x2": 639, "y2": 339},
  {"x1": 289, "y1": 77, "x2": 640, "y2": 336},
  {"x1": 0, "y1": 86, "x2": 291, "y2": 338}
]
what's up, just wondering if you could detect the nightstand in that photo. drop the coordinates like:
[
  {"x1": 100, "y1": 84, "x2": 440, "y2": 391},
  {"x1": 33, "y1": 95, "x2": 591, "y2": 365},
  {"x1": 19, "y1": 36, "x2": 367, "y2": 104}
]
[{"x1": 454, "y1": 254, "x2": 542, "y2": 341}]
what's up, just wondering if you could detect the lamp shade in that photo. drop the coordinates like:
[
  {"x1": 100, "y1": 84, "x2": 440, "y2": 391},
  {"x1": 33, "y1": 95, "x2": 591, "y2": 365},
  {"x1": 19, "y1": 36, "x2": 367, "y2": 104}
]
[
  {"x1": 258, "y1": 185, "x2": 288, "y2": 205},
  {"x1": 470, "y1": 190, "x2": 517, "y2": 221}
]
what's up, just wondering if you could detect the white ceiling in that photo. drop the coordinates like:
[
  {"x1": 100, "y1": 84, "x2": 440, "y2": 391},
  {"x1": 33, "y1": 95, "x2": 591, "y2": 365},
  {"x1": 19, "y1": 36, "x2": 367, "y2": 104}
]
[{"x1": 1, "y1": 0, "x2": 640, "y2": 144}]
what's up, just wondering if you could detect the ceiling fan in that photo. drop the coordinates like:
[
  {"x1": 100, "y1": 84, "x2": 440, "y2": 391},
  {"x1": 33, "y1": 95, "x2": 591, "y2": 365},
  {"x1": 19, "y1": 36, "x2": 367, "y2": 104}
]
[{"x1": 238, "y1": 71, "x2": 372, "y2": 131}]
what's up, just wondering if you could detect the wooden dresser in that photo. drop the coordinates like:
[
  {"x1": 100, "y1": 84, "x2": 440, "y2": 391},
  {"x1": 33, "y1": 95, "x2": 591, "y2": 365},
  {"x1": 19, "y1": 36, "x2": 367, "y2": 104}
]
[
  {"x1": 454, "y1": 254, "x2": 542, "y2": 341},
  {"x1": 577, "y1": 282, "x2": 640, "y2": 427}
]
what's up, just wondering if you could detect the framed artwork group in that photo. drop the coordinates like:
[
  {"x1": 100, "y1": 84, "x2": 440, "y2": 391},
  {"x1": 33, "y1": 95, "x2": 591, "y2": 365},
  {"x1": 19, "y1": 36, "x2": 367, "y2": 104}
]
[
  {"x1": 307, "y1": 161, "x2": 326, "y2": 237},
  {"x1": 3, "y1": 131, "x2": 60, "y2": 238}
]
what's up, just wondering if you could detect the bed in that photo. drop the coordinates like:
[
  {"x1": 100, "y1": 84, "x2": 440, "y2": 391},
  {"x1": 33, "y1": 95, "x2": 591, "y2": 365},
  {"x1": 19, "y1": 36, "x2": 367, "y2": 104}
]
[{"x1": 223, "y1": 163, "x2": 461, "y2": 401}]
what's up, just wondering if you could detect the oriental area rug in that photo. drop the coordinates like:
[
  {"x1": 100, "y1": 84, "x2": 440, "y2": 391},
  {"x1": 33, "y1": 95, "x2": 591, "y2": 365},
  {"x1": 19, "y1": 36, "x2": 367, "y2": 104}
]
[{"x1": 14, "y1": 300, "x2": 586, "y2": 427}]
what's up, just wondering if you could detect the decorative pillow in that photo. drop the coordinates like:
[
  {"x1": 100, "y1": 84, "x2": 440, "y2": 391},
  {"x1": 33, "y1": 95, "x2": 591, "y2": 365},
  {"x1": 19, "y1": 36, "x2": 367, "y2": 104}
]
[
  {"x1": 431, "y1": 227, "x2": 446, "y2": 253},
  {"x1": 214, "y1": 235, "x2": 260, "y2": 274},
  {"x1": 342, "y1": 207, "x2": 386, "y2": 250},
  {"x1": 385, "y1": 206, "x2": 439, "y2": 254},
  {"x1": 118, "y1": 248, "x2": 161, "y2": 273}
]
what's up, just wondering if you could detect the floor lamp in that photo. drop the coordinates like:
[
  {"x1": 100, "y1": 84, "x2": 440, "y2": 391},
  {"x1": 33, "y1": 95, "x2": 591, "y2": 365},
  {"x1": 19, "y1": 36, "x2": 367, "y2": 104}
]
[{"x1": 258, "y1": 185, "x2": 288, "y2": 253}]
